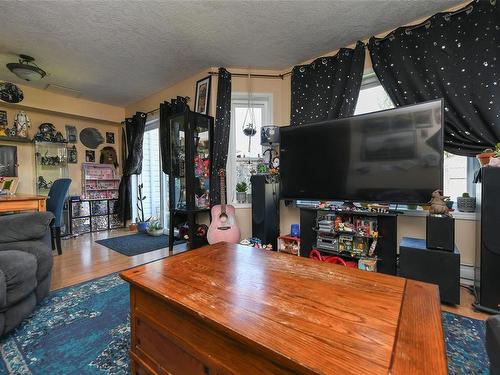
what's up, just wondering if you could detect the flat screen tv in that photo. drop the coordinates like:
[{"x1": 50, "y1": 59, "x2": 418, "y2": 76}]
[{"x1": 280, "y1": 99, "x2": 444, "y2": 204}]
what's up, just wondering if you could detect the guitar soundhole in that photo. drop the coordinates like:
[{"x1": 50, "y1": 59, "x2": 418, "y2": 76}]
[{"x1": 219, "y1": 213, "x2": 228, "y2": 223}]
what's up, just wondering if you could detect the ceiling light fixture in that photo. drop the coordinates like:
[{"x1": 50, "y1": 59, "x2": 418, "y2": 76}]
[{"x1": 7, "y1": 54, "x2": 46, "y2": 81}]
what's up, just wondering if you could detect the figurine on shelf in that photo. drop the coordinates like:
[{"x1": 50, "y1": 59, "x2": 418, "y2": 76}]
[
  {"x1": 0, "y1": 122, "x2": 6, "y2": 137},
  {"x1": 194, "y1": 154, "x2": 210, "y2": 178},
  {"x1": 240, "y1": 237, "x2": 262, "y2": 248},
  {"x1": 34, "y1": 123, "x2": 66, "y2": 143},
  {"x1": 39, "y1": 150, "x2": 65, "y2": 166},
  {"x1": 318, "y1": 201, "x2": 328, "y2": 209},
  {"x1": 334, "y1": 215, "x2": 342, "y2": 231},
  {"x1": 100, "y1": 146, "x2": 119, "y2": 167},
  {"x1": 14, "y1": 111, "x2": 30, "y2": 138},
  {"x1": 429, "y1": 189, "x2": 450, "y2": 216},
  {"x1": 195, "y1": 193, "x2": 208, "y2": 209},
  {"x1": 7, "y1": 127, "x2": 16, "y2": 137},
  {"x1": 37, "y1": 176, "x2": 52, "y2": 191},
  {"x1": 368, "y1": 238, "x2": 378, "y2": 257},
  {"x1": 354, "y1": 238, "x2": 368, "y2": 254}
]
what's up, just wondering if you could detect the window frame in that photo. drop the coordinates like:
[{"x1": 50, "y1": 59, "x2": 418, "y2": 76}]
[{"x1": 227, "y1": 92, "x2": 273, "y2": 207}]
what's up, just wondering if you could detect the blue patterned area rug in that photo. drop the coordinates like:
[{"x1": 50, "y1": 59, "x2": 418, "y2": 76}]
[
  {"x1": 0, "y1": 274, "x2": 490, "y2": 374},
  {"x1": 443, "y1": 311, "x2": 489, "y2": 375},
  {"x1": 0, "y1": 274, "x2": 130, "y2": 374}
]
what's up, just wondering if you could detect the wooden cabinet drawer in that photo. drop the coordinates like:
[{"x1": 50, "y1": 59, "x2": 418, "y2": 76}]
[
  {"x1": 135, "y1": 317, "x2": 209, "y2": 375},
  {"x1": 130, "y1": 286, "x2": 297, "y2": 375}
]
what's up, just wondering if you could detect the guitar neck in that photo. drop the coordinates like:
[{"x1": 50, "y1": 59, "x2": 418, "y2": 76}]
[{"x1": 220, "y1": 173, "x2": 226, "y2": 213}]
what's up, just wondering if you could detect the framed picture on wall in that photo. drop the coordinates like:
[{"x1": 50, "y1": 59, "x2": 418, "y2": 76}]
[
  {"x1": 65, "y1": 125, "x2": 77, "y2": 143},
  {"x1": 0, "y1": 176, "x2": 19, "y2": 194},
  {"x1": 0, "y1": 145, "x2": 17, "y2": 177},
  {"x1": 85, "y1": 150, "x2": 95, "y2": 162},
  {"x1": 195, "y1": 76, "x2": 211, "y2": 115},
  {"x1": 0, "y1": 110, "x2": 7, "y2": 126},
  {"x1": 68, "y1": 145, "x2": 78, "y2": 163},
  {"x1": 106, "y1": 132, "x2": 115, "y2": 144}
]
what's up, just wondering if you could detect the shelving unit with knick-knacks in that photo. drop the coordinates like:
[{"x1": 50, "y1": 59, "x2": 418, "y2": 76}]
[{"x1": 81, "y1": 163, "x2": 120, "y2": 200}]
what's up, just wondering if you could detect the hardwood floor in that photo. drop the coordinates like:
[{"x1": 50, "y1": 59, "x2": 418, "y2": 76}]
[
  {"x1": 51, "y1": 229, "x2": 489, "y2": 321},
  {"x1": 442, "y1": 286, "x2": 489, "y2": 320},
  {"x1": 50, "y1": 228, "x2": 187, "y2": 291}
]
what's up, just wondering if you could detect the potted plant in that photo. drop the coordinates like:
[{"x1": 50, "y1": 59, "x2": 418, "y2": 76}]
[
  {"x1": 235, "y1": 182, "x2": 248, "y2": 204},
  {"x1": 147, "y1": 219, "x2": 163, "y2": 236},
  {"x1": 136, "y1": 183, "x2": 149, "y2": 232},
  {"x1": 457, "y1": 192, "x2": 476, "y2": 212},
  {"x1": 444, "y1": 197, "x2": 454, "y2": 210},
  {"x1": 476, "y1": 143, "x2": 500, "y2": 166}
]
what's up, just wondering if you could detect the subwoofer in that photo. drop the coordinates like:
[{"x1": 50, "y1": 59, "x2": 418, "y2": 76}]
[{"x1": 251, "y1": 175, "x2": 279, "y2": 251}]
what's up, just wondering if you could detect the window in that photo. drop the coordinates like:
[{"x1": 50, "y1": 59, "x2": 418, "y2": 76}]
[
  {"x1": 444, "y1": 153, "x2": 478, "y2": 201},
  {"x1": 354, "y1": 70, "x2": 395, "y2": 115},
  {"x1": 298, "y1": 70, "x2": 478, "y2": 207},
  {"x1": 354, "y1": 70, "x2": 477, "y2": 201},
  {"x1": 227, "y1": 93, "x2": 273, "y2": 205}
]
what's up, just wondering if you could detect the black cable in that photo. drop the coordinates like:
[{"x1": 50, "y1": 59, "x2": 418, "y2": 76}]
[{"x1": 460, "y1": 284, "x2": 475, "y2": 294}]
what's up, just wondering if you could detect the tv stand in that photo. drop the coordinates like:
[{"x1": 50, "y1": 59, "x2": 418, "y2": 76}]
[{"x1": 299, "y1": 207, "x2": 397, "y2": 275}]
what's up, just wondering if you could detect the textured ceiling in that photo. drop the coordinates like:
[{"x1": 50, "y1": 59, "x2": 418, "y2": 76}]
[{"x1": 0, "y1": 0, "x2": 462, "y2": 106}]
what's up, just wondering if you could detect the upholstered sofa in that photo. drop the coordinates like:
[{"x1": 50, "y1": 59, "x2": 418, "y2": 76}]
[
  {"x1": 0, "y1": 212, "x2": 54, "y2": 336},
  {"x1": 487, "y1": 315, "x2": 500, "y2": 375}
]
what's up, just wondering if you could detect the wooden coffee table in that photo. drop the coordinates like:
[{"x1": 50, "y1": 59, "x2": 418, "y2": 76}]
[{"x1": 121, "y1": 242, "x2": 447, "y2": 375}]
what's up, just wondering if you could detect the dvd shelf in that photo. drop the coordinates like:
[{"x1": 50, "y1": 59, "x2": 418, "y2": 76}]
[
  {"x1": 81, "y1": 163, "x2": 120, "y2": 200},
  {"x1": 299, "y1": 208, "x2": 398, "y2": 275},
  {"x1": 314, "y1": 213, "x2": 379, "y2": 268}
]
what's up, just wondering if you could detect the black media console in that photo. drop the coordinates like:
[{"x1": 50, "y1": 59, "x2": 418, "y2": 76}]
[{"x1": 299, "y1": 208, "x2": 398, "y2": 275}]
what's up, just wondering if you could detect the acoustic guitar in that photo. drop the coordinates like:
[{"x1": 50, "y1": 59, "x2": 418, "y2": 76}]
[{"x1": 207, "y1": 169, "x2": 241, "y2": 244}]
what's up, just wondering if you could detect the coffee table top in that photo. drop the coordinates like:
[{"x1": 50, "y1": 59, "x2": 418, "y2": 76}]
[{"x1": 121, "y1": 242, "x2": 446, "y2": 375}]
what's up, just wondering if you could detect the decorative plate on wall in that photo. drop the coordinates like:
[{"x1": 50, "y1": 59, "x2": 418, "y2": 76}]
[{"x1": 79, "y1": 127, "x2": 104, "y2": 149}]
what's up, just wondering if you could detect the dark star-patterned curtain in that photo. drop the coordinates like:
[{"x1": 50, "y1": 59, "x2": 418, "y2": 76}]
[
  {"x1": 369, "y1": 0, "x2": 499, "y2": 156},
  {"x1": 290, "y1": 41, "x2": 365, "y2": 126},
  {"x1": 117, "y1": 112, "x2": 146, "y2": 224},
  {"x1": 159, "y1": 96, "x2": 190, "y2": 174},
  {"x1": 210, "y1": 67, "x2": 231, "y2": 205}
]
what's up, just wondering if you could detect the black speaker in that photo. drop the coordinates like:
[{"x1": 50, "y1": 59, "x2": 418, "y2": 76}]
[
  {"x1": 426, "y1": 215, "x2": 455, "y2": 251},
  {"x1": 400, "y1": 237, "x2": 460, "y2": 305},
  {"x1": 475, "y1": 167, "x2": 500, "y2": 313},
  {"x1": 251, "y1": 175, "x2": 279, "y2": 251}
]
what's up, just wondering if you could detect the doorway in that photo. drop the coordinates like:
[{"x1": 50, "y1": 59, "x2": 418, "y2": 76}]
[{"x1": 132, "y1": 112, "x2": 169, "y2": 231}]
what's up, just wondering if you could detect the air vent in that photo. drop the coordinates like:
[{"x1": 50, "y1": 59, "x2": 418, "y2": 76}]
[{"x1": 45, "y1": 84, "x2": 82, "y2": 98}]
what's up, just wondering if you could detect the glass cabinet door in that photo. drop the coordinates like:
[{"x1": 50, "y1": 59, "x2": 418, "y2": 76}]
[
  {"x1": 193, "y1": 115, "x2": 211, "y2": 209},
  {"x1": 35, "y1": 142, "x2": 69, "y2": 195},
  {"x1": 170, "y1": 114, "x2": 187, "y2": 210}
]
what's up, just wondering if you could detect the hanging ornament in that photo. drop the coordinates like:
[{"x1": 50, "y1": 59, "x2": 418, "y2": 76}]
[{"x1": 242, "y1": 72, "x2": 257, "y2": 152}]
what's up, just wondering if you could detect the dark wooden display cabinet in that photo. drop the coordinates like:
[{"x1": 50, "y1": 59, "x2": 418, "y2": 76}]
[
  {"x1": 299, "y1": 208, "x2": 397, "y2": 275},
  {"x1": 167, "y1": 111, "x2": 214, "y2": 251}
]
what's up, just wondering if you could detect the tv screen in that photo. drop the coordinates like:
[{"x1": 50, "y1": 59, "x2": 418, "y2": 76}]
[{"x1": 280, "y1": 99, "x2": 443, "y2": 204}]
